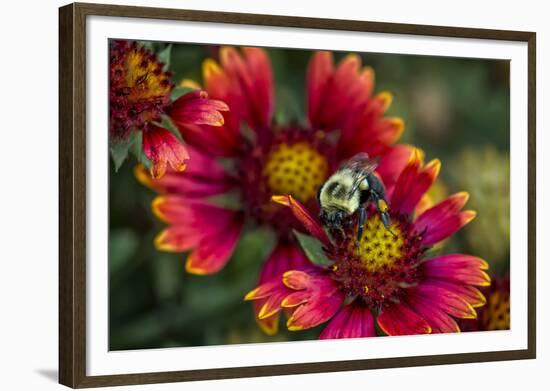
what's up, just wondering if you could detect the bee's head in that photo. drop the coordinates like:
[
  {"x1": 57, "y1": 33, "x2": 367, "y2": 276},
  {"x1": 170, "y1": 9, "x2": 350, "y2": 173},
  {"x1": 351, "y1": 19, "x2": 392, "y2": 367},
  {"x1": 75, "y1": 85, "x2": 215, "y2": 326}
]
[{"x1": 319, "y1": 208, "x2": 348, "y2": 231}]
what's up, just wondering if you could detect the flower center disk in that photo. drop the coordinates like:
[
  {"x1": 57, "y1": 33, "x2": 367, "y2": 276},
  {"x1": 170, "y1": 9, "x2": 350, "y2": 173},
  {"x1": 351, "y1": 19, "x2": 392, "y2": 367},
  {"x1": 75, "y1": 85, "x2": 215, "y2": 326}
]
[
  {"x1": 330, "y1": 211, "x2": 425, "y2": 306},
  {"x1": 124, "y1": 47, "x2": 172, "y2": 102},
  {"x1": 262, "y1": 141, "x2": 328, "y2": 203}
]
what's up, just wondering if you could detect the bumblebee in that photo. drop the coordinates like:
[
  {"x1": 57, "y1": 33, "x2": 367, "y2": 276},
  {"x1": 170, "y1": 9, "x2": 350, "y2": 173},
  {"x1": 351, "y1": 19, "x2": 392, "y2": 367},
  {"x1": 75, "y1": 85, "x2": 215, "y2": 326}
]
[{"x1": 318, "y1": 153, "x2": 393, "y2": 245}]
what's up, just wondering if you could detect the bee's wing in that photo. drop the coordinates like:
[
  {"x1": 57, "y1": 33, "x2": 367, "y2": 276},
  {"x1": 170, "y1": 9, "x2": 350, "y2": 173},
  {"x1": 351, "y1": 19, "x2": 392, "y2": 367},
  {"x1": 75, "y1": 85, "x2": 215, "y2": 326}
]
[
  {"x1": 341, "y1": 153, "x2": 380, "y2": 195},
  {"x1": 340, "y1": 152, "x2": 379, "y2": 174}
]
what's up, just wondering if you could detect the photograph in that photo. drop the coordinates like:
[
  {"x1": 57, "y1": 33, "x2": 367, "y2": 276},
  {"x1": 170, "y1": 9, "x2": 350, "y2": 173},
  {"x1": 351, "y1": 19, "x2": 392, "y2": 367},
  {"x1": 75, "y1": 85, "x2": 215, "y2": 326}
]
[{"x1": 108, "y1": 39, "x2": 510, "y2": 350}]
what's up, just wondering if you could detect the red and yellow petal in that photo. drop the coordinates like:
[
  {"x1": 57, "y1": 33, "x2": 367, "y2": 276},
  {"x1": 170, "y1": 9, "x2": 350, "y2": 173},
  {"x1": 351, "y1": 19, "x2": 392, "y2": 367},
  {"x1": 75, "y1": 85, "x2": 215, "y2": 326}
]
[
  {"x1": 390, "y1": 149, "x2": 440, "y2": 215},
  {"x1": 319, "y1": 304, "x2": 376, "y2": 339},
  {"x1": 253, "y1": 302, "x2": 280, "y2": 336},
  {"x1": 281, "y1": 270, "x2": 314, "y2": 290},
  {"x1": 169, "y1": 89, "x2": 228, "y2": 127},
  {"x1": 410, "y1": 283, "x2": 477, "y2": 319},
  {"x1": 286, "y1": 291, "x2": 344, "y2": 331},
  {"x1": 415, "y1": 192, "x2": 476, "y2": 245},
  {"x1": 242, "y1": 47, "x2": 274, "y2": 127},
  {"x1": 377, "y1": 302, "x2": 432, "y2": 336},
  {"x1": 149, "y1": 195, "x2": 243, "y2": 274},
  {"x1": 308, "y1": 52, "x2": 381, "y2": 139},
  {"x1": 406, "y1": 295, "x2": 460, "y2": 333},
  {"x1": 272, "y1": 195, "x2": 331, "y2": 245},
  {"x1": 185, "y1": 221, "x2": 242, "y2": 274},
  {"x1": 281, "y1": 291, "x2": 310, "y2": 308},
  {"x1": 136, "y1": 145, "x2": 234, "y2": 197},
  {"x1": 250, "y1": 243, "x2": 311, "y2": 335},
  {"x1": 205, "y1": 46, "x2": 274, "y2": 135},
  {"x1": 142, "y1": 124, "x2": 190, "y2": 179},
  {"x1": 422, "y1": 254, "x2": 490, "y2": 287},
  {"x1": 307, "y1": 51, "x2": 334, "y2": 125},
  {"x1": 257, "y1": 242, "x2": 311, "y2": 285},
  {"x1": 426, "y1": 280, "x2": 487, "y2": 308},
  {"x1": 376, "y1": 144, "x2": 416, "y2": 193}
]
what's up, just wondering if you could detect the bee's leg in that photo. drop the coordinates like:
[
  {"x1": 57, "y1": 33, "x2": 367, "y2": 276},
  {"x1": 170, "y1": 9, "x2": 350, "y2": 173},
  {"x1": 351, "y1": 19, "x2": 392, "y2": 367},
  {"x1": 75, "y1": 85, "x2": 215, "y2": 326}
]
[
  {"x1": 373, "y1": 193, "x2": 396, "y2": 236},
  {"x1": 356, "y1": 206, "x2": 367, "y2": 252}
]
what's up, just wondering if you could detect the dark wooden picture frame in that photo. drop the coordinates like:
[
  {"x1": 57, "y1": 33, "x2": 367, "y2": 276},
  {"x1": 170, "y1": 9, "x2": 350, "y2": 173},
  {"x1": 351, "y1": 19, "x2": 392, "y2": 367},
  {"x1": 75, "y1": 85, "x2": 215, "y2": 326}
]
[{"x1": 59, "y1": 2, "x2": 536, "y2": 388}]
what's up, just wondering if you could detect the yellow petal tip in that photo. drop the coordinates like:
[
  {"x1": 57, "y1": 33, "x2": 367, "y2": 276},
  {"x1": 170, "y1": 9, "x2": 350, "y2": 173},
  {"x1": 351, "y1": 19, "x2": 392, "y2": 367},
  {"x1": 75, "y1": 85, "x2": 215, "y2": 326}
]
[
  {"x1": 202, "y1": 58, "x2": 223, "y2": 80},
  {"x1": 244, "y1": 288, "x2": 259, "y2": 301},
  {"x1": 378, "y1": 91, "x2": 394, "y2": 111},
  {"x1": 185, "y1": 259, "x2": 209, "y2": 275},
  {"x1": 272, "y1": 195, "x2": 290, "y2": 206}
]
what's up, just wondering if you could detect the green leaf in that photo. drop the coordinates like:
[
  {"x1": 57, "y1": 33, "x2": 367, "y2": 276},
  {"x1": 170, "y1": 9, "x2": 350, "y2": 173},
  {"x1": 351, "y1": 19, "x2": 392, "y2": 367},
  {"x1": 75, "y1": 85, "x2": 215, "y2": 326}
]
[
  {"x1": 109, "y1": 229, "x2": 139, "y2": 274},
  {"x1": 274, "y1": 85, "x2": 304, "y2": 125},
  {"x1": 293, "y1": 230, "x2": 334, "y2": 267},
  {"x1": 153, "y1": 254, "x2": 183, "y2": 301},
  {"x1": 129, "y1": 131, "x2": 152, "y2": 169},
  {"x1": 138, "y1": 40, "x2": 155, "y2": 52},
  {"x1": 171, "y1": 86, "x2": 195, "y2": 101},
  {"x1": 157, "y1": 44, "x2": 172, "y2": 71},
  {"x1": 155, "y1": 114, "x2": 183, "y2": 142},
  {"x1": 110, "y1": 135, "x2": 135, "y2": 171}
]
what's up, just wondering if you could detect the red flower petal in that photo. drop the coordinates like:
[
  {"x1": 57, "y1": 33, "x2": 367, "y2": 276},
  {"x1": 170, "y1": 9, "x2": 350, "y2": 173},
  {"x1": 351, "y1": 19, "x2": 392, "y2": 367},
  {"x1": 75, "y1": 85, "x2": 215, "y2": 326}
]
[
  {"x1": 204, "y1": 47, "x2": 274, "y2": 137},
  {"x1": 150, "y1": 195, "x2": 243, "y2": 274},
  {"x1": 154, "y1": 225, "x2": 207, "y2": 252},
  {"x1": 135, "y1": 145, "x2": 235, "y2": 197},
  {"x1": 242, "y1": 47, "x2": 274, "y2": 127},
  {"x1": 245, "y1": 280, "x2": 285, "y2": 301},
  {"x1": 421, "y1": 254, "x2": 490, "y2": 287},
  {"x1": 307, "y1": 51, "x2": 334, "y2": 126},
  {"x1": 390, "y1": 150, "x2": 440, "y2": 214},
  {"x1": 251, "y1": 269, "x2": 342, "y2": 331},
  {"x1": 377, "y1": 302, "x2": 432, "y2": 336},
  {"x1": 252, "y1": 305, "x2": 280, "y2": 336},
  {"x1": 142, "y1": 124, "x2": 190, "y2": 179},
  {"x1": 424, "y1": 279, "x2": 487, "y2": 308},
  {"x1": 185, "y1": 220, "x2": 242, "y2": 274},
  {"x1": 406, "y1": 295, "x2": 460, "y2": 333},
  {"x1": 252, "y1": 242, "x2": 310, "y2": 334},
  {"x1": 281, "y1": 291, "x2": 311, "y2": 308},
  {"x1": 410, "y1": 283, "x2": 477, "y2": 319},
  {"x1": 272, "y1": 195, "x2": 331, "y2": 245},
  {"x1": 169, "y1": 90, "x2": 228, "y2": 127},
  {"x1": 258, "y1": 242, "x2": 311, "y2": 285},
  {"x1": 177, "y1": 123, "x2": 241, "y2": 157},
  {"x1": 320, "y1": 304, "x2": 376, "y2": 339},
  {"x1": 414, "y1": 193, "x2": 476, "y2": 245},
  {"x1": 313, "y1": 54, "x2": 375, "y2": 132},
  {"x1": 376, "y1": 144, "x2": 415, "y2": 193},
  {"x1": 286, "y1": 289, "x2": 344, "y2": 331},
  {"x1": 283, "y1": 270, "x2": 343, "y2": 330}
]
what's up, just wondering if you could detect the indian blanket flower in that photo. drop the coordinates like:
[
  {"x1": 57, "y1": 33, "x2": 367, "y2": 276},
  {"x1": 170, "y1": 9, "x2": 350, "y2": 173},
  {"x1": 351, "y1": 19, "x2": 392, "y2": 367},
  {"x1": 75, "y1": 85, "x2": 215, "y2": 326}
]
[
  {"x1": 137, "y1": 47, "x2": 407, "y2": 334},
  {"x1": 245, "y1": 150, "x2": 490, "y2": 337},
  {"x1": 460, "y1": 276, "x2": 510, "y2": 332},
  {"x1": 110, "y1": 40, "x2": 228, "y2": 178}
]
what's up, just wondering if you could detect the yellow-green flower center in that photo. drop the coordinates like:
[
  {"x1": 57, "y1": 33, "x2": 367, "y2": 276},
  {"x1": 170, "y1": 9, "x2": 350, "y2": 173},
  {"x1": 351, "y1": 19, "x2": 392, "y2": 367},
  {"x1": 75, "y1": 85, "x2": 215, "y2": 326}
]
[
  {"x1": 351, "y1": 214, "x2": 405, "y2": 272},
  {"x1": 262, "y1": 142, "x2": 328, "y2": 203}
]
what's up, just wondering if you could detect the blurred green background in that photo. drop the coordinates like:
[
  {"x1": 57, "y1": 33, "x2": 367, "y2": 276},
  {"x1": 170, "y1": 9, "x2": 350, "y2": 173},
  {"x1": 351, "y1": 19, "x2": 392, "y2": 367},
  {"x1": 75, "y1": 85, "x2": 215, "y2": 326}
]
[{"x1": 109, "y1": 43, "x2": 510, "y2": 350}]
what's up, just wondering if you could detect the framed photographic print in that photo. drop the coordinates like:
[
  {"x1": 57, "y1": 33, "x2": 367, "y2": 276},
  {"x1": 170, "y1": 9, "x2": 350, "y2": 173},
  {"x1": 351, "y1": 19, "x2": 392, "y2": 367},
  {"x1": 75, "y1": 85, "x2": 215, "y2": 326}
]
[{"x1": 59, "y1": 2, "x2": 536, "y2": 388}]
